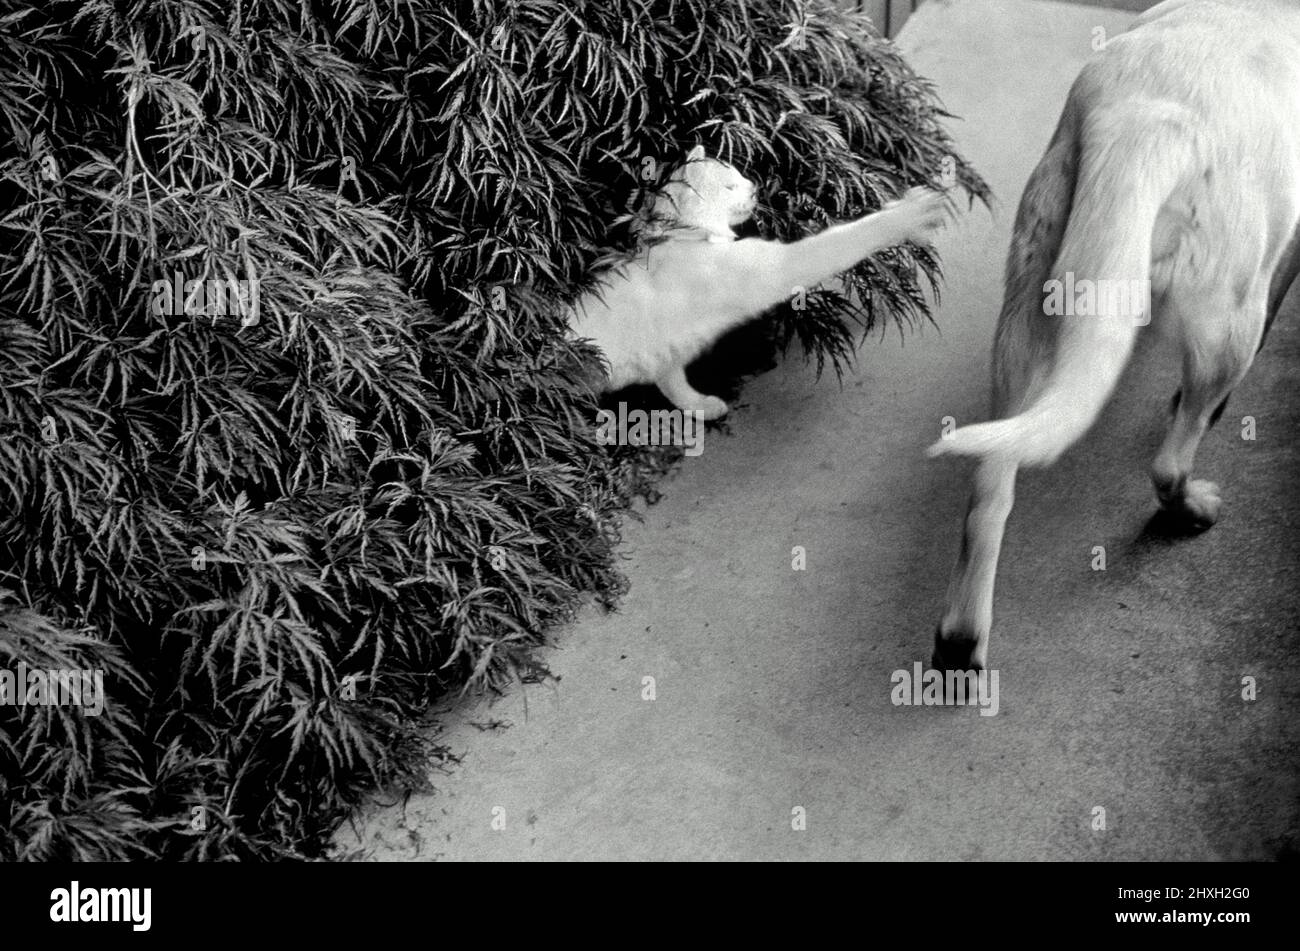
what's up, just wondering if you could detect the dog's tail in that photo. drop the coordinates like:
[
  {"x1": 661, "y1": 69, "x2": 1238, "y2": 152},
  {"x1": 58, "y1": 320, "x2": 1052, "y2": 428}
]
[{"x1": 929, "y1": 105, "x2": 1197, "y2": 467}]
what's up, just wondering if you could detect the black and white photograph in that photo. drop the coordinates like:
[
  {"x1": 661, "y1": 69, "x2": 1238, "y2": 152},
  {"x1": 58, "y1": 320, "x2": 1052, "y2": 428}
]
[{"x1": 0, "y1": 0, "x2": 1296, "y2": 928}]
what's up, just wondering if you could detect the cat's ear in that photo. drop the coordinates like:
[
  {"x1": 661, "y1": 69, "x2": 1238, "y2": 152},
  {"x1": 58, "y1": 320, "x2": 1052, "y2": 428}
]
[{"x1": 685, "y1": 145, "x2": 706, "y2": 162}]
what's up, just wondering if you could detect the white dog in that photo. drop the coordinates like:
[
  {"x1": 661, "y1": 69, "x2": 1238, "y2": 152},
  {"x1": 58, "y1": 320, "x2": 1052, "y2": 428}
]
[{"x1": 928, "y1": 0, "x2": 1300, "y2": 669}]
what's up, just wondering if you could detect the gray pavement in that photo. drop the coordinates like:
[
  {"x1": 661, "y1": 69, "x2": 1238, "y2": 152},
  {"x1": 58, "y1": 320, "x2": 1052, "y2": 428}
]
[{"x1": 337, "y1": 0, "x2": 1300, "y2": 861}]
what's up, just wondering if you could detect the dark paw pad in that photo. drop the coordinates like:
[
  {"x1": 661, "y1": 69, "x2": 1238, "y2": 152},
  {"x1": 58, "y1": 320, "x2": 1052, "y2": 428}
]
[
  {"x1": 931, "y1": 625, "x2": 985, "y2": 672},
  {"x1": 1151, "y1": 479, "x2": 1221, "y2": 536}
]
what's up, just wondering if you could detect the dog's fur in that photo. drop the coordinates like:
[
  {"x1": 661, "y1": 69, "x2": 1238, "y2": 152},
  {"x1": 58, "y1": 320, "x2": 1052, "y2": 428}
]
[{"x1": 928, "y1": 0, "x2": 1300, "y2": 669}]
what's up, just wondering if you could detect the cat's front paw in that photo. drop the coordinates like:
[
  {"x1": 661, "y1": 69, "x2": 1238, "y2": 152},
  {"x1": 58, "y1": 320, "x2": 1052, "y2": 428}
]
[{"x1": 882, "y1": 187, "x2": 951, "y2": 245}]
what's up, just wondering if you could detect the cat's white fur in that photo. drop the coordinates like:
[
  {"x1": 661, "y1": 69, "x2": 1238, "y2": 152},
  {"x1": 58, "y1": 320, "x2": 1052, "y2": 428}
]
[{"x1": 569, "y1": 146, "x2": 952, "y2": 419}]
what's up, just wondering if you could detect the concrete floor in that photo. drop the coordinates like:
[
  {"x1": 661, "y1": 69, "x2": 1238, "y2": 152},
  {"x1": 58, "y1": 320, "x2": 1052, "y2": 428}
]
[{"x1": 338, "y1": 0, "x2": 1300, "y2": 861}]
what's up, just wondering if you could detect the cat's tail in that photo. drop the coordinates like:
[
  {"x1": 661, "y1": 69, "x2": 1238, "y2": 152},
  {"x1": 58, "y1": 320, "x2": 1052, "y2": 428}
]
[{"x1": 928, "y1": 104, "x2": 1196, "y2": 467}]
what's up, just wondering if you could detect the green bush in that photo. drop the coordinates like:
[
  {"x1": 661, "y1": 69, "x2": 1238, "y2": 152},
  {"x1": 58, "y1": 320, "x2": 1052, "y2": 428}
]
[{"x1": 0, "y1": 0, "x2": 986, "y2": 859}]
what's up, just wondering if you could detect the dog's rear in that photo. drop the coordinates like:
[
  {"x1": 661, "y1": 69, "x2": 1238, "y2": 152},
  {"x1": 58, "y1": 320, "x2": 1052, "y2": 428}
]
[{"x1": 929, "y1": 0, "x2": 1300, "y2": 670}]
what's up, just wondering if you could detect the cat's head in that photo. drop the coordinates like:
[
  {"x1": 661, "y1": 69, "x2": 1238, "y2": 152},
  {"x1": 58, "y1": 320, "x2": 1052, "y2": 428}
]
[{"x1": 641, "y1": 146, "x2": 758, "y2": 240}]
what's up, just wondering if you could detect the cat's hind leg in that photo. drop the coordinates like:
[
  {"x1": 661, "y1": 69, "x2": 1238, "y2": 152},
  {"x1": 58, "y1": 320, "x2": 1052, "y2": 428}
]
[{"x1": 657, "y1": 365, "x2": 729, "y2": 420}]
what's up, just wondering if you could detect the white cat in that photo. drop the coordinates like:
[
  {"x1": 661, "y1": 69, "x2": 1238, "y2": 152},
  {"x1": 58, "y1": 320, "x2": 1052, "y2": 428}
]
[{"x1": 568, "y1": 146, "x2": 953, "y2": 419}]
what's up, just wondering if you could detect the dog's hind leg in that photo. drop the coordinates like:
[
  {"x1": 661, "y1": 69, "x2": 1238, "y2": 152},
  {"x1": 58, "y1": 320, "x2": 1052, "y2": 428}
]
[
  {"x1": 932, "y1": 124, "x2": 1076, "y2": 670},
  {"x1": 934, "y1": 456, "x2": 1018, "y2": 671},
  {"x1": 1151, "y1": 288, "x2": 1268, "y2": 530}
]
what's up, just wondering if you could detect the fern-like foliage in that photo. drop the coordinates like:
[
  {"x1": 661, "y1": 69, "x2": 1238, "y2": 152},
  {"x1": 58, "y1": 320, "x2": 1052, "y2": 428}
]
[{"x1": 0, "y1": 0, "x2": 986, "y2": 859}]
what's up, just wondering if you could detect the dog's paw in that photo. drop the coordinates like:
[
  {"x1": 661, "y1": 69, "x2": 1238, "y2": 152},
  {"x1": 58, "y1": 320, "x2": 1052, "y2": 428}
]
[
  {"x1": 1159, "y1": 478, "x2": 1221, "y2": 531},
  {"x1": 693, "y1": 395, "x2": 729, "y2": 421},
  {"x1": 931, "y1": 624, "x2": 987, "y2": 672},
  {"x1": 1183, "y1": 479, "x2": 1221, "y2": 520}
]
